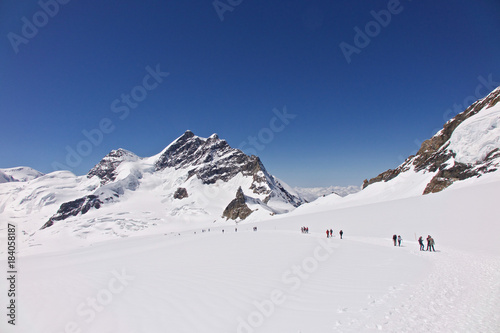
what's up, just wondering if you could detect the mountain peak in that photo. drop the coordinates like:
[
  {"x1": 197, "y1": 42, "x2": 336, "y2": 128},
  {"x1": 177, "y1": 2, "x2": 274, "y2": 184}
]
[
  {"x1": 363, "y1": 85, "x2": 500, "y2": 193},
  {"x1": 208, "y1": 133, "x2": 219, "y2": 140},
  {"x1": 87, "y1": 148, "x2": 139, "y2": 185},
  {"x1": 181, "y1": 129, "x2": 195, "y2": 139}
]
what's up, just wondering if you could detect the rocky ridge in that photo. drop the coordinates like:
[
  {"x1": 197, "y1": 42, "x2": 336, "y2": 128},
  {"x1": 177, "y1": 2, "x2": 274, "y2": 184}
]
[
  {"x1": 41, "y1": 130, "x2": 304, "y2": 228},
  {"x1": 363, "y1": 86, "x2": 500, "y2": 194}
]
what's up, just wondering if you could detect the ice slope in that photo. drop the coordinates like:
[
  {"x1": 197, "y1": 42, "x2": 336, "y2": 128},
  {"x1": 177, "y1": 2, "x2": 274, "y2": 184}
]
[
  {"x1": 1, "y1": 176, "x2": 499, "y2": 333},
  {"x1": 448, "y1": 97, "x2": 500, "y2": 164}
]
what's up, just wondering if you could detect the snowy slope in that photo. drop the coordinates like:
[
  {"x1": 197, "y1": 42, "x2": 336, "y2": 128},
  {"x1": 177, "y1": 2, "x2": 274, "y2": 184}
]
[
  {"x1": 0, "y1": 171, "x2": 15, "y2": 183},
  {"x1": 448, "y1": 96, "x2": 500, "y2": 164},
  {"x1": 294, "y1": 185, "x2": 361, "y2": 201},
  {"x1": 0, "y1": 167, "x2": 43, "y2": 182},
  {"x1": 1, "y1": 176, "x2": 499, "y2": 333},
  {"x1": 0, "y1": 131, "x2": 304, "y2": 249},
  {"x1": 364, "y1": 86, "x2": 500, "y2": 195}
]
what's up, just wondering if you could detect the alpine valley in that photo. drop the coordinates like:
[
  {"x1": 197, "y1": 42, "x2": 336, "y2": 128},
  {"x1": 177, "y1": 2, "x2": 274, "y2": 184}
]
[
  {"x1": 0, "y1": 130, "x2": 306, "y2": 248},
  {"x1": 0, "y1": 87, "x2": 499, "y2": 333}
]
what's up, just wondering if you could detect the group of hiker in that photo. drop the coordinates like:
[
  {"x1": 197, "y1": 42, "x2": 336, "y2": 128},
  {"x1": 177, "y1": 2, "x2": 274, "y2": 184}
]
[
  {"x1": 325, "y1": 229, "x2": 343, "y2": 239},
  {"x1": 392, "y1": 234, "x2": 403, "y2": 246},
  {"x1": 393, "y1": 234, "x2": 436, "y2": 251},
  {"x1": 203, "y1": 226, "x2": 435, "y2": 252},
  {"x1": 418, "y1": 235, "x2": 436, "y2": 251}
]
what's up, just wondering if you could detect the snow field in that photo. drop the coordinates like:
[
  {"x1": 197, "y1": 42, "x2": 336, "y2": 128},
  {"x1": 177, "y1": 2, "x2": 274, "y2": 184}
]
[{"x1": 0, "y1": 175, "x2": 499, "y2": 332}]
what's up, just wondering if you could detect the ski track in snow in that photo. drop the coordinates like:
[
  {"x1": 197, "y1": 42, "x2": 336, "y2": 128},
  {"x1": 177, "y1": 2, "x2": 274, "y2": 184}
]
[
  {"x1": 334, "y1": 246, "x2": 500, "y2": 332},
  {"x1": 1, "y1": 178, "x2": 500, "y2": 332}
]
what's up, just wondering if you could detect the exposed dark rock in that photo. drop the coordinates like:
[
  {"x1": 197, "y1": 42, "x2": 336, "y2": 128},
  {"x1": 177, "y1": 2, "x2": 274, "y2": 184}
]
[
  {"x1": 155, "y1": 131, "x2": 303, "y2": 208},
  {"x1": 174, "y1": 187, "x2": 188, "y2": 199},
  {"x1": 156, "y1": 131, "x2": 261, "y2": 187},
  {"x1": 87, "y1": 149, "x2": 138, "y2": 185},
  {"x1": 422, "y1": 177, "x2": 454, "y2": 194},
  {"x1": 42, "y1": 130, "x2": 303, "y2": 229},
  {"x1": 222, "y1": 187, "x2": 253, "y2": 220},
  {"x1": 41, "y1": 195, "x2": 104, "y2": 229}
]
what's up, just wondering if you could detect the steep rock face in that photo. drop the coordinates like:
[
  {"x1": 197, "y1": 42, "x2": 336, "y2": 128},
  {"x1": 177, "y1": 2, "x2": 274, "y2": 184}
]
[
  {"x1": 41, "y1": 195, "x2": 104, "y2": 229},
  {"x1": 222, "y1": 187, "x2": 253, "y2": 220},
  {"x1": 156, "y1": 130, "x2": 303, "y2": 206},
  {"x1": 40, "y1": 130, "x2": 303, "y2": 229},
  {"x1": 87, "y1": 149, "x2": 139, "y2": 185},
  {"x1": 156, "y1": 131, "x2": 260, "y2": 185},
  {"x1": 363, "y1": 86, "x2": 500, "y2": 193}
]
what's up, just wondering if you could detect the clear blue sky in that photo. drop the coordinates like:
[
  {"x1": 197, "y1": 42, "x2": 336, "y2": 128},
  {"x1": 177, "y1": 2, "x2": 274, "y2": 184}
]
[{"x1": 1, "y1": 0, "x2": 499, "y2": 187}]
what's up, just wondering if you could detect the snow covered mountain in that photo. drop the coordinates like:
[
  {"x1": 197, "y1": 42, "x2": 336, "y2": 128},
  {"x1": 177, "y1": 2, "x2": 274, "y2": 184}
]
[
  {"x1": 363, "y1": 86, "x2": 500, "y2": 195},
  {"x1": 0, "y1": 166, "x2": 44, "y2": 183},
  {"x1": 0, "y1": 131, "x2": 303, "y2": 246},
  {"x1": 294, "y1": 185, "x2": 361, "y2": 201}
]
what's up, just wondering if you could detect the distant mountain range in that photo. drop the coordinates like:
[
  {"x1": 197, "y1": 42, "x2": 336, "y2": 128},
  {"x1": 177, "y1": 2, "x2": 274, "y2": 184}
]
[
  {"x1": 294, "y1": 186, "x2": 361, "y2": 201},
  {"x1": 0, "y1": 131, "x2": 305, "y2": 242},
  {"x1": 1, "y1": 86, "x2": 499, "y2": 249}
]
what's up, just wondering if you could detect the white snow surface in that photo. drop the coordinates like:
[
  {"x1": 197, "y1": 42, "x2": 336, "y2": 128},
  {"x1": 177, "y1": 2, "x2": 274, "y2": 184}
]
[
  {"x1": 448, "y1": 100, "x2": 500, "y2": 164},
  {"x1": 0, "y1": 171, "x2": 15, "y2": 184},
  {"x1": 1, "y1": 170, "x2": 499, "y2": 332},
  {"x1": 294, "y1": 185, "x2": 361, "y2": 201},
  {"x1": 0, "y1": 166, "x2": 44, "y2": 182},
  {"x1": 0, "y1": 133, "x2": 303, "y2": 246}
]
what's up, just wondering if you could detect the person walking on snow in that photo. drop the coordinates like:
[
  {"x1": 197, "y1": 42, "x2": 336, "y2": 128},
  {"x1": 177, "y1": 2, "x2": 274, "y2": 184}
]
[
  {"x1": 339, "y1": 230, "x2": 343, "y2": 239},
  {"x1": 428, "y1": 236, "x2": 436, "y2": 252},
  {"x1": 426, "y1": 235, "x2": 431, "y2": 251},
  {"x1": 330, "y1": 229, "x2": 333, "y2": 237},
  {"x1": 398, "y1": 235, "x2": 402, "y2": 247},
  {"x1": 393, "y1": 234, "x2": 397, "y2": 246},
  {"x1": 326, "y1": 230, "x2": 330, "y2": 238},
  {"x1": 418, "y1": 236, "x2": 425, "y2": 251}
]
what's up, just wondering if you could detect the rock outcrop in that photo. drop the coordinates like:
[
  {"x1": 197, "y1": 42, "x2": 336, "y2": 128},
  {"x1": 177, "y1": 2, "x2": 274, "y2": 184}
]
[
  {"x1": 87, "y1": 149, "x2": 139, "y2": 185},
  {"x1": 222, "y1": 187, "x2": 253, "y2": 220},
  {"x1": 41, "y1": 195, "x2": 104, "y2": 229},
  {"x1": 173, "y1": 187, "x2": 188, "y2": 199}
]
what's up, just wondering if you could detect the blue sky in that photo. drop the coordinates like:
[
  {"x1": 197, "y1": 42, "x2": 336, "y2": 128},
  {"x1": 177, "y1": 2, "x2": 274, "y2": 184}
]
[{"x1": 1, "y1": 0, "x2": 499, "y2": 187}]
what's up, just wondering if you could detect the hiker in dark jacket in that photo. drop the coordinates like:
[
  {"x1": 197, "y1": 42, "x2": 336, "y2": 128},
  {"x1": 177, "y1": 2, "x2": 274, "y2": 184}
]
[
  {"x1": 418, "y1": 236, "x2": 424, "y2": 251},
  {"x1": 428, "y1": 236, "x2": 436, "y2": 252},
  {"x1": 339, "y1": 230, "x2": 343, "y2": 239},
  {"x1": 393, "y1": 234, "x2": 397, "y2": 246}
]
